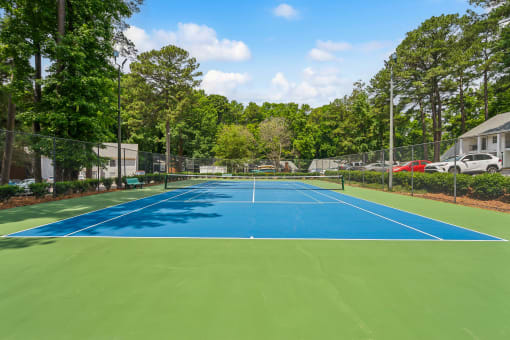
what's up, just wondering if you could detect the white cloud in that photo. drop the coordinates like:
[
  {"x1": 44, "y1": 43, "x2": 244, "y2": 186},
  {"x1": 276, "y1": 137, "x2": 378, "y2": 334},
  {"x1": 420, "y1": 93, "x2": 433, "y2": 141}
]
[
  {"x1": 201, "y1": 70, "x2": 251, "y2": 97},
  {"x1": 317, "y1": 40, "x2": 352, "y2": 52},
  {"x1": 267, "y1": 67, "x2": 350, "y2": 105},
  {"x1": 125, "y1": 23, "x2": 251, "y2": 62},
  {"x1": 273, "y1": 4, "x2": 299, "y2": 19},
  {"x1": 308, "y1": 48, "x2": 336, "y2": 62}
]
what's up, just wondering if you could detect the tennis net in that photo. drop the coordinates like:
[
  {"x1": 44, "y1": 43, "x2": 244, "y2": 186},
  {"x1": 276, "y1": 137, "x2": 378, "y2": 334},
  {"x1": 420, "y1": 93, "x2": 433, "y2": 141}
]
[{"x1": 164, "y1": 174, "x2": 344, "y2": 191}]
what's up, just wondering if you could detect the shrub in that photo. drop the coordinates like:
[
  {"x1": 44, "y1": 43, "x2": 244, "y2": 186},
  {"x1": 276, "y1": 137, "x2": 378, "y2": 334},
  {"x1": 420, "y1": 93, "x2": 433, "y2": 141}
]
[
  {"x1": 29, "y1": 182, "x2": 50, "y2": 198},
  {"x1": 55, "y1": 181, "x2": 72, "y2": 196},
  {"x1": 85, "y1": 179, "x2": 99, "y2": 191},
  {"x1": 470, "y1": 173, "x2": 506, "y2": 200},
  {"x1": 102, "y1": 177, "x2": 113, "y2": 190},
  {"x1": 71, "y1": 180, "x2": 89, "y2": 194},
  {"x1": 0, "y1": 185, "x2": 19, "y2": 202}
]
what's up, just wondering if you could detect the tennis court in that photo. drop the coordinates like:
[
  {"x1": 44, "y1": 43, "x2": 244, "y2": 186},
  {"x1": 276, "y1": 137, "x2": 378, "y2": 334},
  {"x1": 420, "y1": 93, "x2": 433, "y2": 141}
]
[{"x1": 6, "y1": 175, "x2": 505, "y2": 241}]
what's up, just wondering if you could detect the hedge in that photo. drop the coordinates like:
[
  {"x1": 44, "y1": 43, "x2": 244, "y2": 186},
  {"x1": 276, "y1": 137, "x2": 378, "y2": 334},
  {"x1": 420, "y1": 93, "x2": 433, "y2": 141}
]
[
  {"x1": 0, "y1": 185, "x2": 19, "y2": 202},
  {"x1": 29, "y1": 183, "x2": 50, "y2": 198},
  {"x1": 327, "y1": 170, "x2": 509, "y2": 201}
]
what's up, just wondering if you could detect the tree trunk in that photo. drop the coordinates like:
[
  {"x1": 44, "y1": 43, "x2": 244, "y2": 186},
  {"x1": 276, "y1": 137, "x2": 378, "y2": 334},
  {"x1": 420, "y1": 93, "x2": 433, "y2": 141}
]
[
  {"x1": 56, "y1": 0, "x2": 65, "y2": 75},
  {"x1": 459, "y1": 76, "x2": 466, "y2": 134},
  {"x1": 483, "y1": 69, "x2": 488, "y2": 121},
  {"x1": 1, "y1": 95, "x2": 16, "y2": 185},
  {"x1": 33, "y1": 48, "x2": 43, "y2": 183},
  {"x1": 165, "y1": 120, "x2": 171, "y2": 173}
]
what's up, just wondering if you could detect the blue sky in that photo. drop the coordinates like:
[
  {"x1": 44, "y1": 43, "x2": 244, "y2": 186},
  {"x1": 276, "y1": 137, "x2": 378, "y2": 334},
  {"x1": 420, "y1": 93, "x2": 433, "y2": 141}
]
[{"x1": 126, "y1": 0, "x2": 475, "y2": 106}]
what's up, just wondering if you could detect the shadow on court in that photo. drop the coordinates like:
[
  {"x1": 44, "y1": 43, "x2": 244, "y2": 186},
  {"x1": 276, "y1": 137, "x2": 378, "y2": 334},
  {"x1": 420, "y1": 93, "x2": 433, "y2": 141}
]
[{"x1": 0, "y1": 237, "x2": 57, "y2": 251}]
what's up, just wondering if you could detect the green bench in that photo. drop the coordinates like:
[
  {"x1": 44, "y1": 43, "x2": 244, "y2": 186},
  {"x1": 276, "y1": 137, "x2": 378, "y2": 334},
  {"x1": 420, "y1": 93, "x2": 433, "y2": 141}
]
[{"x1": 126, "y1": 177, "x2": 144, "y2": 189}]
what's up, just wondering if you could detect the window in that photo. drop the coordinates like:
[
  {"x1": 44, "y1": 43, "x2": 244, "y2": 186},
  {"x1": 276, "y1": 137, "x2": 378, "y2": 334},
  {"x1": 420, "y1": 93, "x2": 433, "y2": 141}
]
[
  {"x1": 463, "y1": 155, "x2": 474, "y2": 162},
  {"x1": 507, "y1": 133, "x2": 510, "y2": 148},
  {"x1": 493, "y1": 136, "x2": 498, "y2": 144},
  {"x1": 470, "y1": 145, "x2": 477, "y2": 151},
  {"x1": 474, "y1": 154, "x2": 492, "y2": 161},
  {"x1": 481, "y1": 137, "x2": 487, "y2": 150},
  {"x1": 110, "y1": 160, "x2": 116, "y2": 167}
]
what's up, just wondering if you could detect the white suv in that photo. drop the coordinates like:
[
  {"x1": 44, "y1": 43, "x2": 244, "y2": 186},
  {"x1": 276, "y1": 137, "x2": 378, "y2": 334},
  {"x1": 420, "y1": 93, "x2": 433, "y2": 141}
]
[{"x1": 425, "y1": 153, "x2": 502, "y2": 174}]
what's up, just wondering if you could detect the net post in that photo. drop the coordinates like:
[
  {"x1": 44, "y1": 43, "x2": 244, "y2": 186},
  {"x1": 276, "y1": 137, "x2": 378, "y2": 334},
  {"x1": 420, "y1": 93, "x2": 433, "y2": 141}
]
[
  {"x1": 164, "y1": 173, "x2": 168, "y2": 190},
  {"x1": 97, "y1": 143, "x2": 100, "y2": 192},
  {"x1": 341, "y1": 174, "x2": 344, "y2": 190}
]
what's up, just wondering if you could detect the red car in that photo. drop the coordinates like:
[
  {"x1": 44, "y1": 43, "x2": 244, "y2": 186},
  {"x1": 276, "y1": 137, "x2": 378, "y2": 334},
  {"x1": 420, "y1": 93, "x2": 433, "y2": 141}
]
[{"x1": 392, "y1": 160, "x2": 431, "y2": 173}]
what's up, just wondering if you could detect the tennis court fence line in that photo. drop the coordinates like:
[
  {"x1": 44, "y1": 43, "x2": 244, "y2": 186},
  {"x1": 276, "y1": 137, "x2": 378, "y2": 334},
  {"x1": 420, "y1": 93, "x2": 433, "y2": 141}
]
[{"x1": 1, "y1": 129, "x2": 508, "y2": 203}]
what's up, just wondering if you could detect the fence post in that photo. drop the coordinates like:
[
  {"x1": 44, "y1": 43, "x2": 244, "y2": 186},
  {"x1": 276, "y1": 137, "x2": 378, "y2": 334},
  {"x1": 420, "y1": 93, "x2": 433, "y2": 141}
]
[
  {"x1": 362, "y1": 153, "x2": 365, "y2": 186},
  {"x1": 123, "y1": 148, "x2": 126, "y2": 179},
  {"x1": 454, "y1": 139, "x2": 457, "y2": 204},
  {"x1": 52, "y1": 137, "x2": 56, "y2": 198},
  {"x1": 411, "y1": 145, "x2": 414, "y2": 197},
  {"x1": 381, "y1": 149, "x2": 385, "y2": 189},
  {"x1": 97, "y1": 143, "x2": 100, "y2": 191}
]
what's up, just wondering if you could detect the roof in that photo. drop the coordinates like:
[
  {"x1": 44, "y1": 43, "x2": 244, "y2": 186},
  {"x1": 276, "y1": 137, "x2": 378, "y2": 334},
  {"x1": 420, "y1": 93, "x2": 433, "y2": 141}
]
[{"x1": 460, "y1": 112, "x2": 510, "y2": 138}]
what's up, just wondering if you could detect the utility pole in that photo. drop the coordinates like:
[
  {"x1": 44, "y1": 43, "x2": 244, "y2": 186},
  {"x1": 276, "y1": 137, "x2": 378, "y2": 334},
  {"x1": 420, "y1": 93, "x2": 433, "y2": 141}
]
[
  {"x1": 114, "y1": 51, "x2": 127, "y2": 189},
  {"x1": 389, "y1": 53, "x2": 397, "y2": 191}
]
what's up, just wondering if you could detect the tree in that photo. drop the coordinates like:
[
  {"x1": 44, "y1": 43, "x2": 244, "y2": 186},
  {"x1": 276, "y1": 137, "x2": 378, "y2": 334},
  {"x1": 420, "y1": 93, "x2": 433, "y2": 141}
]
[
  {"x1": 259, "y1": 117, "x2": 291, "y2": 170},
  {"x1": 129, "y1": 45, "x2": 201, "y2": 172},
  {"x1": 396, "y1": 14, "x2": 461, "y2": 161},
  {"x1": 0, "y1": 2, "x2": 33, "y2": 184},
  {"x1": 212, "y1": 125, "x2": 256, "y2": 170}
]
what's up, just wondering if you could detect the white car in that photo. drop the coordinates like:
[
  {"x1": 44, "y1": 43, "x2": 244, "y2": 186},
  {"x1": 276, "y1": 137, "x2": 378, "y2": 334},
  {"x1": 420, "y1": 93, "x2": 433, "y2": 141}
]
[
  {"x1": 17, "y1": 178, "x2": 36, "y2": 192},
  {"x1": 425, "y1": 153, "x2": 502, "y2": 174}
]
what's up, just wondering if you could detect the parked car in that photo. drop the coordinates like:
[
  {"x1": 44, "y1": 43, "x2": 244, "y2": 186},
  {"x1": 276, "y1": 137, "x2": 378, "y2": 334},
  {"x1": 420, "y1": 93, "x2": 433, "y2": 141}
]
[
  {"x1": 363, "y1": 163, "x2": 387, "y2": 172},
  {"x1": 425, "y1": 153, "x2": 502, "y2": 174},
  {"x1": 392, "y1": 160, "x2": 431, "y2": 173},
  {"x1": 8, "y1": 179, "x2": 21, "y2": 186},
  {"x1": 17, "y1": 178, "x2": 35, "y2": 192}
]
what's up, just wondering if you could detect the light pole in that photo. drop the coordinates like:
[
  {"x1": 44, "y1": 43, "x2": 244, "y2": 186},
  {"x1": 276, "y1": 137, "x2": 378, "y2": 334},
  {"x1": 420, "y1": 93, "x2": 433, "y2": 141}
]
[
  {"x1": 114, "y1": 51, "x2": 127, "y2": 189},
  {"x1": 389, "y1": 53, "x2": 397, "y2": 191}
]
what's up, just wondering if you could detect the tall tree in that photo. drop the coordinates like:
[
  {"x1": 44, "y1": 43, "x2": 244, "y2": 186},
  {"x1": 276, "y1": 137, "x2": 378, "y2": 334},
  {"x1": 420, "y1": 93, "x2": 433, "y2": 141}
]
[
  {"x1": 259, "y1": 117, "x2": 291, "y2": 170},
  {"x1": 0, "y1": 2, "x2": 33, "y2": 184},
  {"x1": 129, "y1": 45, "x2": 201, "y2": 172}
]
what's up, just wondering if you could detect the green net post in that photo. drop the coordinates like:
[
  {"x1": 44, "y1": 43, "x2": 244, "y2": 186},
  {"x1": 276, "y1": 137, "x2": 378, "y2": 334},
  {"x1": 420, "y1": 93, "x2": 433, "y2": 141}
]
[{"x1": 164, "y1": 173, "x2": 168, "y2": 190}]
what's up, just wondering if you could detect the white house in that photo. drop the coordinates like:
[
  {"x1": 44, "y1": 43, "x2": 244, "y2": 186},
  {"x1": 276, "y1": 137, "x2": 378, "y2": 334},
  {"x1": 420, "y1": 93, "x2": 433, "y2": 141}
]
[
  {"x1": 458, "y1": 112, "x2": 510, "y2": 168},
  {"x1": 41, "y1": 143, "x2": 139, "y2": 180}
]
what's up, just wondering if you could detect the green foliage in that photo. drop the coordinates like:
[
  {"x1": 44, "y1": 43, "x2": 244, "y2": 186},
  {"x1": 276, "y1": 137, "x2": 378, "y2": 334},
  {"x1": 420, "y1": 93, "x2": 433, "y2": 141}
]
[
  {"x1": 29, "y1": 182, "x2": 50, "y2": 198},
  {"x1": 101, "y1": 178, "x2": 114, "y2": 190},
  {"x1": 470, "y1": 173, "x2": 506, "y2": 200},
  {"x1": 55, "y1": 181, "x2": 72, "y2": 196},
  {"x1": 0, "y1": 185, "x2": 19, "y2": 202}
]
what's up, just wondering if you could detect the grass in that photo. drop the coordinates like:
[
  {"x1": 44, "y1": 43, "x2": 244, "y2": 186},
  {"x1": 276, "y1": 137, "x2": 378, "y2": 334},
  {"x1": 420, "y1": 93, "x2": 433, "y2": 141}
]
[{"x1": 1, "y1": 184, "x2": 510, "y2": 339}]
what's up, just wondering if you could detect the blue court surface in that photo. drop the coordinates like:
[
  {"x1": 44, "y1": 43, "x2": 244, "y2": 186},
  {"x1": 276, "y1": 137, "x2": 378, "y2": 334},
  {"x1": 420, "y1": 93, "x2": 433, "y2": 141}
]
[{"x1": 6, "y1": 180, "x2": 505, "y2": 241}]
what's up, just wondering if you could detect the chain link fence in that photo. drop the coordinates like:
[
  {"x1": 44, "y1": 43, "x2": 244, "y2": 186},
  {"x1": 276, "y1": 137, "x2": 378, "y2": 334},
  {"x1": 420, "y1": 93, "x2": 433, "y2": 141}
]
[{"x1": 1, "y1": 129, "x2": 508, "y2": 203}]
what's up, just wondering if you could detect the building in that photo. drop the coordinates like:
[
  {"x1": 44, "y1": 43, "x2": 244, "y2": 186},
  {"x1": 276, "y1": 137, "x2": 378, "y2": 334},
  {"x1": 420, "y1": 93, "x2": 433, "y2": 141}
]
[
  {"x1": 458, "y1": 112, "x2": 510, "y2": 168},
  {"x1": 41, "y1": 143, "x2": 139, "y2": 180}
]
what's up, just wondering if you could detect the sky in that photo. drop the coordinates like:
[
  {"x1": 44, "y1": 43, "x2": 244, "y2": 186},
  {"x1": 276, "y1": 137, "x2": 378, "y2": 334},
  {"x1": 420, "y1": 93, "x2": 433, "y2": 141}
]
[{"x1": 125, "y1": 0, "x2": 475, "y2": 107}]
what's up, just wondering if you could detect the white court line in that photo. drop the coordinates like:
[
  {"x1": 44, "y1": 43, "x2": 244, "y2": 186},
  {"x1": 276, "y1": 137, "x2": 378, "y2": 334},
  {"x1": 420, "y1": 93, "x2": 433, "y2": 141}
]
[
  {"x1": 5, "y1": 234, "x2": 506, "y2": 242},
  {"x1": 2, "y1": 187, "x2": 185, "y2": 237},
  {"x1": 295, "y1": 183, "x2": 443, "y2": 240},
  {"x1": 63, "y1": 189, "x2": 196, "y2": 237}
]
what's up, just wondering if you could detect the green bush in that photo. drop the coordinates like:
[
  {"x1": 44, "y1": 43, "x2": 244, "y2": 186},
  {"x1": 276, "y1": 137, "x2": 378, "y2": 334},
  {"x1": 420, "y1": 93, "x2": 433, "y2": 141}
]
[
  {"x1": 71, "y1": 180, "x2": 89, "y2": 194},
  {"x1": 102, "y1": 177, "x2": 113, "y2": 190},
  {"x1": 84, "y1": 179, "x2": 99, "y2": 191},
  {"x1": 29, "y1": 182, "x2": 50, "y2": 198},
  {"x1": 470, "y1": 173, "x2": 506, "y2": 200},
  {"x1": 0, "y1": 185, "x2": 19, "y2": 202},
  {"x1": 55, "y1": 182, "x2": 72, "y2": 196}
]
